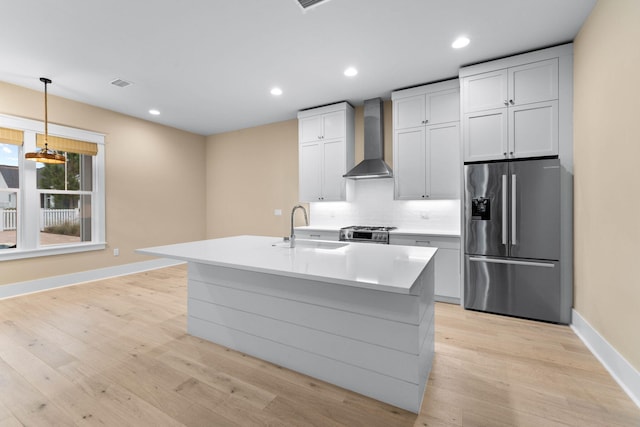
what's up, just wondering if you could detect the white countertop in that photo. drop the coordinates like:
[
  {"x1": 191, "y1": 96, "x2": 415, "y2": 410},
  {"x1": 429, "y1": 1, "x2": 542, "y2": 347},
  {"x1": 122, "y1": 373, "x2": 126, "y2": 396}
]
[{"x1": 137, "y1": 235, "x2": 436, "y2": 294}]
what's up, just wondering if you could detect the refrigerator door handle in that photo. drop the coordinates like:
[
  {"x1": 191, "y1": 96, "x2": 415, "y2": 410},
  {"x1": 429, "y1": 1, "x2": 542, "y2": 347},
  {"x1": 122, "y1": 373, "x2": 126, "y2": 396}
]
[
  {"x1": 511, "y1": 174, "x2": 517, "y2": 245},
  {"x1": 468, "y1": 256, "x2": 555, "y2": 268},
  {"x1": 502, "y1": 174, "x2": 507, "y2": 245}
]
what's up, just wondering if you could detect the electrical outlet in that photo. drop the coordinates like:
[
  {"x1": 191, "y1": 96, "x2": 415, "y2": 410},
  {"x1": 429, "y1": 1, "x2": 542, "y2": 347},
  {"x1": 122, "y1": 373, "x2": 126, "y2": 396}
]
[{"x1": 113, "y1": 248, "x2": 119, "y2": 256}]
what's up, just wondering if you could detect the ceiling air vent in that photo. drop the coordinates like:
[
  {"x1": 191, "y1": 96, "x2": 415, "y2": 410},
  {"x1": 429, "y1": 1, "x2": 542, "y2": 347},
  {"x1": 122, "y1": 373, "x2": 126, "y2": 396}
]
[
  {"x1": 110, "y1": 78, "x2": 133, "y2": 88},
  {"x1": 297, "y1": 0, "x2": 330, "y2": 10}
]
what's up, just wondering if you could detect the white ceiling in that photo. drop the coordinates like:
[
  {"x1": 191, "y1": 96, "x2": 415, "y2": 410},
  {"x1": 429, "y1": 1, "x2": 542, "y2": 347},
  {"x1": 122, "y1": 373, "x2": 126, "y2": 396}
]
[{"x1": 1, "y1": 0, "x2": 596, "y2": 136}]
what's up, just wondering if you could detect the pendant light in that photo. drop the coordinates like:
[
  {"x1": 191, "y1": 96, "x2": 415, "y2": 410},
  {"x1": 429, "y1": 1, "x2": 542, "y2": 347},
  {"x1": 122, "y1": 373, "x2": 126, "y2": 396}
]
[{"x1": 25, "y1": 77, "x2": 66, "y2": 164}]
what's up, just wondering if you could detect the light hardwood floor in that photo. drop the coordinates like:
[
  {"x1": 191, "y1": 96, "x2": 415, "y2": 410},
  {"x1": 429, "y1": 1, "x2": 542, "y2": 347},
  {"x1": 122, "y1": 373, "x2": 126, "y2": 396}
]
[{"x1": 0, "y1": 265, "x2": 638, "y2": 426}]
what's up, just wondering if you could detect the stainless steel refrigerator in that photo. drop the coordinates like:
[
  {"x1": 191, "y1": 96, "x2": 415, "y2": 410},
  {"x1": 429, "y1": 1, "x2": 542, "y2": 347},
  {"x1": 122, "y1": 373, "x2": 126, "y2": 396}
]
[{"x1": 464, "y1": 157, "x2": 570, "y2": 323}]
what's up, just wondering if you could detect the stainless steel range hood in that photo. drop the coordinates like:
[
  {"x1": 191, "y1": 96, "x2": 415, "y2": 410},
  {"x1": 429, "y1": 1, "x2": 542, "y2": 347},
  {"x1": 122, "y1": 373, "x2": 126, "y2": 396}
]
[{"x1": 343, "y1": 97, "x2": 393, "y2": 179}]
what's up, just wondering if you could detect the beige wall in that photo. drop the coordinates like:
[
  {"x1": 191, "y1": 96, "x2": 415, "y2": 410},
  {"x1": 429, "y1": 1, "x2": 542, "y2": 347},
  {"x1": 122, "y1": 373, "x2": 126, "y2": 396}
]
[
  {"x1": 205, "y1": 119, "x2": 300, "y2": 238},
  {"x1": 0, "y1": 81, "x2": 207, "y2": 286},
  {"x1": 574, "y1": 0, "x2": 640, "y2": 370}
]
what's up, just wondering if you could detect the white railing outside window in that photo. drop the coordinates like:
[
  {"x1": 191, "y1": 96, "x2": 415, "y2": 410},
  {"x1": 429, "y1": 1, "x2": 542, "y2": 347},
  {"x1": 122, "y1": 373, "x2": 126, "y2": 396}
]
[
  {"x1": 1, "y1": 208, "x2": 17, "y2": 231},
  {"x1": 40, "y1": 208, "x2": 79, "y2": 231},
  {"x1": 1, "y1": 208, "x2": 80, "y2": 231}
]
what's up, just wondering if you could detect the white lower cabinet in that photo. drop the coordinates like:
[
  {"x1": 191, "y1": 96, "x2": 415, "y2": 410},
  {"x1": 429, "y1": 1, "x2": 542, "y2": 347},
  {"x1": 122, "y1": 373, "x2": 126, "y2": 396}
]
[{"x1": 390, "y1": 234, "x2": 461, "y2": 303}]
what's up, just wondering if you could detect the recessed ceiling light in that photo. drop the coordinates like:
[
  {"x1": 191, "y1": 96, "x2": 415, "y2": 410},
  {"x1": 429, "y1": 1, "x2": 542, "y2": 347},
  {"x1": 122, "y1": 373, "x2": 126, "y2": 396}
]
[
  {"x1": 149, "y1": 109, "x2": 160, "y2": 115},
  {"x1": 452, "y1": 36, "x2": 470, "y2": 49},
  {"x1": 344, "y1": 67, "x2": 358, "y2": 77},
  {"x1": 270, "y1": 87, "x2": 283, "y2": 96}
]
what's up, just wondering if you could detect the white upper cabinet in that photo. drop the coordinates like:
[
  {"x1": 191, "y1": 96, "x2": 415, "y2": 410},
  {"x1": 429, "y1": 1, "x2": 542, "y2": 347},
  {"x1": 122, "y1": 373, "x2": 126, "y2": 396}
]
[
  {"x1": 298, "y1": 102, "x2": 354, "y2": 202},
  {"x1": 392, "y1": 80, "x2": 461, "y2": 200},
  {"x1": 463, "y1": 59, "x2": 558, "y2": 112},
  {"x1": 461, "y1": 55, "x2": 563, "y2": 162},
  {"x1": 300, "y1": 110, "x2": 346, "y2": 143},
  {"x1": 394, "y1": 95, "x2": 427, "y2": 129},
  {"x1": 394, "y1": 82, "x2": 459, "y2": 130},
  {"x1": 462, "y1": 69, "x2": 508, "y2": 113},
  {"x1": 510, "y1": 60, "x2": 559, "y2": 106}
]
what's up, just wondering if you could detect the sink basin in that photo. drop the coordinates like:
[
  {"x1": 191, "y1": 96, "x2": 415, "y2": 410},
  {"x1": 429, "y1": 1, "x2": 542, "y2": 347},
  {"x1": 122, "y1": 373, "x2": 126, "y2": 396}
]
[{"x1": 272, "y1": 239, "x2": 348, "y2": 250}]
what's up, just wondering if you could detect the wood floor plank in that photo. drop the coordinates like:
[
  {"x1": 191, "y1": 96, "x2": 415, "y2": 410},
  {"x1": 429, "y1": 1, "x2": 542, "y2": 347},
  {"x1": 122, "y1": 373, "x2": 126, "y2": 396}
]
[{"x1": 0, "y1": 265, "x2": 638, "y2": 426}]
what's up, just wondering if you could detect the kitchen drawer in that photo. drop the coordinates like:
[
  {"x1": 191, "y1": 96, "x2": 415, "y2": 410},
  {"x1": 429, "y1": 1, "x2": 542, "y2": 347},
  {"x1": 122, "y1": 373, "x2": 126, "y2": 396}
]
[
  {"x1": 295, "y1": 229, "x2": 340, "y2": 241},
  {"x1": 390, "y1": 234, "x2": 459, "y2": 249}
]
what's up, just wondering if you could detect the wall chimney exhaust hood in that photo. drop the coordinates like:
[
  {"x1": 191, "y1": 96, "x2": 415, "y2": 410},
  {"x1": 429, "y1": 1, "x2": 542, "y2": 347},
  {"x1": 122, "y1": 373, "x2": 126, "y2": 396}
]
[{"x1": 343, "y1": 97, "x2": 393, "y2": 180}]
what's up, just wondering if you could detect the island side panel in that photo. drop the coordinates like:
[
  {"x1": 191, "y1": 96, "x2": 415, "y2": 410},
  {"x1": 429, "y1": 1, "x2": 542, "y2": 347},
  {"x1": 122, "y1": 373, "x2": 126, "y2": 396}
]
[{"x1": 185, "y1": 261, "x2": 434, "y2": 413}]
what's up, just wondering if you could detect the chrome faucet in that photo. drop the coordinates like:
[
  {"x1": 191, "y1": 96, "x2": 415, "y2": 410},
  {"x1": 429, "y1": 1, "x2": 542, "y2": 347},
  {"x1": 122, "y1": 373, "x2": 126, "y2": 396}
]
[{"x1": 290, "y1": 205, "x2": 309, "y2": 248}]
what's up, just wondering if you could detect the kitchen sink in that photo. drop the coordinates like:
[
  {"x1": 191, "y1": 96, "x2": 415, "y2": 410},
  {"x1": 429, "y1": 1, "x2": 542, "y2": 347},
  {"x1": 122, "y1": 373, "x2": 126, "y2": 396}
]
[{"x1": 271, "y1": 239, "x2": 348, "y2": 250}]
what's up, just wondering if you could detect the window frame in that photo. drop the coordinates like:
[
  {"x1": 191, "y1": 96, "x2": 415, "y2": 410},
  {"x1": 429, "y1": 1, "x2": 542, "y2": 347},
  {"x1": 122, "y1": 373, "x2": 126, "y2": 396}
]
[{"x1": 0, "y1": 113, "x2": 105, "y2": 261}]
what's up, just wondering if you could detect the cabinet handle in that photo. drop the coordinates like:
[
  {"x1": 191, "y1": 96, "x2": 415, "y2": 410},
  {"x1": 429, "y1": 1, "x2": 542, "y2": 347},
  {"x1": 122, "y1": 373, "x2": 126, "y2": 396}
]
[
  {"x1": 504, "y1": 100, "x2": 509, "y2": 106},
  {"x1": 509, "y1": 99, "x2": 514, "y2": 105},
  {"x1": 503, "y1": 152, "x2": 508, "y2": 157},
  {"x1": 510, "y1": 151, "x2": 513, "y2": 155}
]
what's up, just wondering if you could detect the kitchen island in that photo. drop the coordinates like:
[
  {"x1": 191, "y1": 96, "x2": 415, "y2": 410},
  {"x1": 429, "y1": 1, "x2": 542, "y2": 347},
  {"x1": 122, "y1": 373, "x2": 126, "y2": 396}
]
[{"x1": 137, "y1": 235, "x2": 436, "y2": 413}]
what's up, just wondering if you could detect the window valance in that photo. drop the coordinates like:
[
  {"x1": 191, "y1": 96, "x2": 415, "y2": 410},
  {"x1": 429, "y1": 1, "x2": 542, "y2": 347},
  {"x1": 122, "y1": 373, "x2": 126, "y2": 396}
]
[
  {"x1": 37, "y1": 134, "x2": 98, "y2": 156},
  {"x1": 0, "y1": 127, "x2": 23, "y2": 145}
]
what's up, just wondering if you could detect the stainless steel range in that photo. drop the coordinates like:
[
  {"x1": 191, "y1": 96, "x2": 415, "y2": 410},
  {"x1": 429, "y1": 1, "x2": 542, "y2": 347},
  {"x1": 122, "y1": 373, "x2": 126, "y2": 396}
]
[{"x1": 339, "y1": 226, "x2": 397, "y2": 244}]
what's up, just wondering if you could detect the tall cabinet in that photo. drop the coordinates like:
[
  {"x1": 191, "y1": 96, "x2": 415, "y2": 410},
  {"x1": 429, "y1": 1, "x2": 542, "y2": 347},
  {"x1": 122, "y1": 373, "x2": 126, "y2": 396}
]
[
  {"x1": 461, "y1": 54, "x2": 562, "y2": 162},
  {"x1": 297, "y1": 102, "x2": 355, "y2": 202},
  {"x1": 392, "y1": 79, "x2": 461, "y2": 200}
]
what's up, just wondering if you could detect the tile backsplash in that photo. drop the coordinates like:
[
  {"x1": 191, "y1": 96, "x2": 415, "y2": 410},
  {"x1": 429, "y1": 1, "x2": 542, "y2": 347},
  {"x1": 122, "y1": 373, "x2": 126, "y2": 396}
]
[{"x1": 309, "y1": 179, "x2": 460, "y2": 231}]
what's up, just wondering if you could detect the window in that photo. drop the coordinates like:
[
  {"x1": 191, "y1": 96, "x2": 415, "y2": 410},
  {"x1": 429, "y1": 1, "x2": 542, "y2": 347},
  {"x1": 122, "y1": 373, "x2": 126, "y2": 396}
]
[{"x1": 0, "y1": 114, "x2": 105, "y2": 261}]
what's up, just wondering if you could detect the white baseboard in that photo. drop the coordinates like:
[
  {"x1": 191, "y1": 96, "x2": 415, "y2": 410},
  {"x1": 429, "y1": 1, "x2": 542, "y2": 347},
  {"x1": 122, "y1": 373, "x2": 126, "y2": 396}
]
[
  {"x1": 571, "y1": 309, "x2": 640, "y2": 409},
  {"x1": 0, "y1": 258, "x2": 185, "y2": 300}
]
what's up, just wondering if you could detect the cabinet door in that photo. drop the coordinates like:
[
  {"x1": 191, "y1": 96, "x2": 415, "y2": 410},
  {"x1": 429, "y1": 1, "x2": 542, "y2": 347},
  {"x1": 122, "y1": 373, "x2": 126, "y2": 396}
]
[
  {"x1": 463, "y1": 108, "x2": 508, "y2": 162},
  {"x1": 322, "y1": 111, "x2": 346, "y2": 141},
  {"x1": 299, "y1": 142, "x2": 322, "y2": 201},
  {"x1": 509, "y1": 58, "x2": 558, "y2": 106},
  {"x1": 462, "y1": 69, "x2": 508, "y2": 113},
  {"x1": 412, "y1": 237, "x2": 461, "y2": 301},
  {"x1": 509, "y1": 100, "x2": 558, "y2": 158},
  {"x1": 428, "y1": 88, "x2": 460, "y2": 125},
  {"x1": 394, "y1": 127, "x2": 427, "y2": 200},
  {"x1": 428, "y1": 123, "x2": 460, "y2": 199},
  {"x1": 300, "y1": 115, "x2": 323, "y2": 143},
  {"x1": 321, "y1": 139, "x2": 346, "y2": 201},
  {"x1": 394, "y1": 93, "x2": 427, "y2": 130},
  {"x1": 434, "y1": 248, "x2": 461, "y2": 299}
]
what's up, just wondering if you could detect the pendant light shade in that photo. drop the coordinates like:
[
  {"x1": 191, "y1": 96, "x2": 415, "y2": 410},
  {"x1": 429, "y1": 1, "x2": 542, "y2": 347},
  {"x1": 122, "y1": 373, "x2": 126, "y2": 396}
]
[{"x1": 25, "y1": 77, "x2": 66, "y2": 164}]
